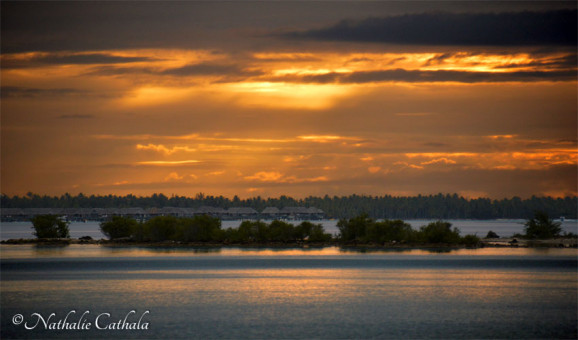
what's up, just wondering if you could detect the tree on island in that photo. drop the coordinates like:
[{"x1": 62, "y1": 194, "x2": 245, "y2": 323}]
[
  {"x1": 485, "y1": 230, "x2": 499, "y2": 238},
  {"x1": 141, "y1": 216, "x2": 180, "y2": 242},
  {"x1": 417, "y1": 221, "x2": 461, "y2": 244},
  {"x1": 178, "y1": 215, "x2": 222, "y2": 242},
  {"x1": 524, "y1": 211, "x2": 562, "y2": 239},
  {"x1": 336, "y1": 215, "x2": 478, "y2": 245},
  {"x1": 337, "y1": 213, "x2": 374, "y2": 242},
  {"x1": 31, "y1": 214, "x2": 70, "y2": 238},
  {"x1": 301, "y1": 221, "x2": 332, "y2": 242},
  {"x1": 223, "y1": 220, "x2": 331, "y2": 243},
  {"x1": 100, "y1": 216, "x2": 138, "y2": 240}
]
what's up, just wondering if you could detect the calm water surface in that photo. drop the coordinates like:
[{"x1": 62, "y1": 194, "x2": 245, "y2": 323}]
[{"x1": 1, "y1": 246, "x2": 576, "y2": 339}]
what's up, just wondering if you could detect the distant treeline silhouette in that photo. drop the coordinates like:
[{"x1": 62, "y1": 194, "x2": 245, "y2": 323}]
[{"x1": 2, "y1": 192, "x2": 576, "y2": 220}]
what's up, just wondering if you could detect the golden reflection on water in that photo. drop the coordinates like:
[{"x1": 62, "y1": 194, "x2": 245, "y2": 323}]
[
  {"x1": 2, "y1": 242, "x2": 576, "y2": 339},
  {"x1": 1, "y1": 244, "x2": 577, "y2": 259},
  {"x1": 3, "y1": 268, "x2": 575, "y2": 311}
]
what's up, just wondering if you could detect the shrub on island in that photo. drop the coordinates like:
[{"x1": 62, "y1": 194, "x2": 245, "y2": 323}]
[
  {"x1": 98, "y1": 215, "x2": 332, "y2": 244},
  {"x1": 485, "y1": 230, "x2": 499, "y2": 238},
  {"x1": 417, "y1": 221, "x2": 461, "y2": 244},
  {"x1": 100, "y1": 216, "x2": 138, "y2": 240},
  {"x1": 222, "y1": 220, "x2": 331, "y2": 243},
  {"x1": 336, "y1": 214, "x2": 479, "y2": 246},
  {"x1": 524, "y1": 211, "x2": 562, "y2": 239},
  {"x1": 97, "y1": 213, "x2": 480, "y2": 246},
  {"x1": 31, "y1": 214, "x2": 70, "y2": 239},
  {"x1": 177, "y1": 215, "x2": 223, "y2": 242},
  {"x1": 461, "y1": 234, "x2": 481, "y2": 247}
]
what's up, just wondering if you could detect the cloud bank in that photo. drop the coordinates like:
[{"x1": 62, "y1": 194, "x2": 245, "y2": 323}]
[{"x1": 283, "y1": 10, "x2": 577, "y2": 47}]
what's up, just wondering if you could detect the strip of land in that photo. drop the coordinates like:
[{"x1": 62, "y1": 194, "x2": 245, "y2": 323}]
[{"x1": 2, "y1": 237, "x2": 576, "y2": 248}]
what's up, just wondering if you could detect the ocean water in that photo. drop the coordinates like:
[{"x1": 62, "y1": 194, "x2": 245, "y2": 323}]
[
  {"x1": 1, "y1": 246, "x2": 576, "y2": 339},
  {"x1": 2, "y1": 219, "x2": 577, "y2": 240}
]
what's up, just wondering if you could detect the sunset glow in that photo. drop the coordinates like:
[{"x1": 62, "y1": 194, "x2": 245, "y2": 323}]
[{"x1": 1, "y1": 2, "x2": 576, "y2": 198}]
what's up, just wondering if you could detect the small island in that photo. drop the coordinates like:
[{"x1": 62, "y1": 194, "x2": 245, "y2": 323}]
[{"x1": 2, "y1": 212, "x2": 576, "y2": 249}]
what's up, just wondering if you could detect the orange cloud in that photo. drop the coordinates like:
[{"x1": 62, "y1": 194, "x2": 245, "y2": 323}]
[
  {"x1": 164, "y1": 172, "x2": 184, "y2": 181},
  {"x1": 284, "y1": 155, "x2": 310, "y2": 163},
  {"x1": 244, "y1": 171, "x2": 284, "y2": 182},
  {"x1": 298, "y1": 135, "x2": 347, "y2": 143},
  {"x1": 486, "y1": 134, "x2": 517, "y2": 140},
  {"x1": 404, "y1": 150, "x2": 577, "y2": 170},
  {"x1": 244, "y1": 171, "x2": 329, "y2": 184},
  {"x1": 394, "y1": 161, "x2": 425, "y2": 170},
  {"x1": 136, "y1": 160, "x2": 201, "y2": 166},
  {"x1": 405, "y1": 152, "x2": 478, "y2": 158},
  {"x1": 136, "y1": 143, "x2": 196, "y2": 154},
  {"x1": 421, "y1": 158, "x2": 457, "y2": 165}
]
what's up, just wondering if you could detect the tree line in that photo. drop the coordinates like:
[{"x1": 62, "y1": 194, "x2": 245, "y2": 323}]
[
  {"x1": 30, "y1": 211, "x2": 570, "y2": 244},
  {"x1": 5, "y1": 192, "x2": 577, "y2": 219},
  {"x1": 100, "y1": 215, "x2": 333, "y2": 243},
  {"x1": 336, "y1": 214, "x2": 480, "y2": 246},
  {"x1": 99, "y1": 215, "x2": 478, "y2": 245}
]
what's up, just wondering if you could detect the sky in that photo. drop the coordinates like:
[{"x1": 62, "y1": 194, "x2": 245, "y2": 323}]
[{"x1": 1, "y1": 1, "x2": 577, "y2": 199}]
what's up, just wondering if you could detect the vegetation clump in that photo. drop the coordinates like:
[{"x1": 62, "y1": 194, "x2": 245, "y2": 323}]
[
  {"x1": 523, "y1": 211, "x2": 562, "y2": 239},
  {"x1": 31, "y1": 214, "x2": 70, "y2": 238},
  {"x1": 100, "y1": 216, "x2": 138, "y2": 240},
  {"x1": 99, "y1": 214, "x2": 482, "y2": 246},
  {"x1": 178, "y1": 215, "x2": 223, "y2": 242},
  {"x1": 417, "y1": 221, "x2": 461, "y2": 244},
  {"x1": 100, "y1": 216, "x2": 332, "y2": 244},
  {"x1": 485, "y1": 230, "x2": 499, "y2": 238},
  {"x1": 336, "y1": 214, "x2": 479, "y2": 246},
  {"x1": 27, "y1": 213, "x2": 518, "y2": 248}
]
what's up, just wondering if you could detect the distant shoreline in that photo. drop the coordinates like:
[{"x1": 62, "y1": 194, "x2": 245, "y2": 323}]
[{"x1": 2, "y1": 238, "x2": 576, "y2": 249}]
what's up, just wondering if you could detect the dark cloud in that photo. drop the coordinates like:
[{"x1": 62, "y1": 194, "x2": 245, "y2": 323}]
[
  {"x1": 1, "y1": 86, "x2": 83, "y2": 98},
  {"x1": 86, "y1": 63, "x2": 263, "y2": 82},
  {"x1": 2, "y1": 53, "x2": 157, "y2": 69},
  {"x1": 1, "y1": 2, "x2": 199, "y2": 53},
  {"x1": 387, "y1": 56, "x2": 407, "y2": 66},
  {"x1": 3, "y1": 2, "x2": 575, "y2": 54},
  {"x1": 269, "y1": 69, "x2": 576, "y2": 84},
  {"x1": 420, "y1": 52, "x2": 578, "y2": 71},
  {"x1": 422, "y1": 142, "x2": 449, "y2": 148},
  {"x1": 423, "y1": 53, "x2": 455, "y2": 66},
  {"x1": 86, "y1": 66, "x2": 157, "y2": 77},
  {"x1": 282, "y1": 10, "x2": 577, "y2": 47},
  {"x1": 2, "y1": 2, "x2": 404, "y2": 53},
  {"x1": 493, "y1": 53, "x2": 578, "y2": 70},
  {"x1": 41, "y1": 54, "x2": 154, "y2": 65}
]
